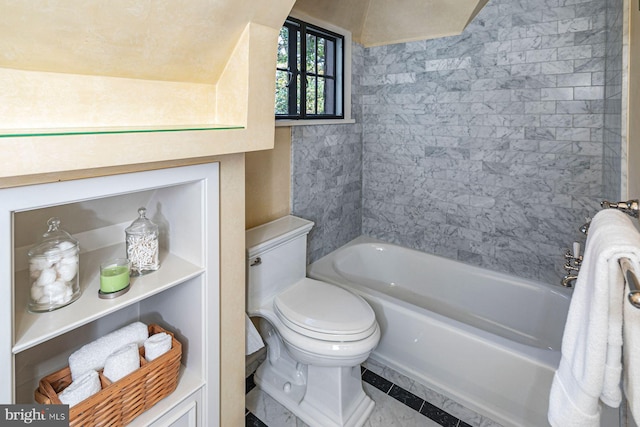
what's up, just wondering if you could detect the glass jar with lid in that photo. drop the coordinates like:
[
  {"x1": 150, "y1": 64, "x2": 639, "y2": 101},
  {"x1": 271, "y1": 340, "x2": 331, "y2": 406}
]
[
  {"x1": 125, "y1": 207, "x2": 160, "y2": 276},
  {"x1": 27, "y1": 217, "x2": 81, "y2": 312}
]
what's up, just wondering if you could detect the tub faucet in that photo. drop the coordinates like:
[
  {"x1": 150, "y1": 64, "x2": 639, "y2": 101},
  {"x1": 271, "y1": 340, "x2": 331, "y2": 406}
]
[
  {"x1": 562, "y1": 274, "x2": 577, "y2": 288},
  {"x1": 561, "y1": 242, "x2": 581, "y2": 287}
]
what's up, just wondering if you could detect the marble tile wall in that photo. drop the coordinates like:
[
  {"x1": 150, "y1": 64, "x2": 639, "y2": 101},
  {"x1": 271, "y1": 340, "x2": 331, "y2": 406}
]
[
  {"x1": 291, "y1": 0, "x2": 624, "y2": 283},
  {"x1": 361, "y1": 0, "x2": 618, "y2": 283},
  {"x1": 603, "y1": 0, "x2": 624, "y2": 200},
  {"x1": 290, "y1": 44, "x2": 365, "y2": 262}
]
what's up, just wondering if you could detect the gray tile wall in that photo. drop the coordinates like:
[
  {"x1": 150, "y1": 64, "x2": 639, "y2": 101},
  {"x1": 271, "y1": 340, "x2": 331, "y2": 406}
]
[
  {"x1": 291, "y1": 43, "x2": 365, "y2": 263},
  {"x1": 291, "y1": 0, "x2": 624, "y2": 283},
  {"x1": 603, "y1": 0, "x2": 623, "y2": 200},
  {"x1": 360, "y1": 0, "x2": 616, "y2": 283}
]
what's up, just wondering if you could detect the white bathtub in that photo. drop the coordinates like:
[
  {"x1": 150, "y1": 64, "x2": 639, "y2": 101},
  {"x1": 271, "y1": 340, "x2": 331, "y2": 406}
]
[{"x1": 307, "y1": 236, "x2": 572, "y2": 427}]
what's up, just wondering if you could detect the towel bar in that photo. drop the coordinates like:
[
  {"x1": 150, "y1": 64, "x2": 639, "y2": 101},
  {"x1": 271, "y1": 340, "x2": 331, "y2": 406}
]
[
  {"x1": 620, "y1": 258, "x2": 640, "y2": 308},
  {"x1": 601, "y1": 199, "x2": 639, "y2": 218}
]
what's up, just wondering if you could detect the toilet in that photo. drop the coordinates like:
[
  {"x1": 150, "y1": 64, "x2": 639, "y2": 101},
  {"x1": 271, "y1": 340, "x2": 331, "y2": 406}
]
[{"x1": 246, "y1": 215, "x2": 380, "y2": 427}]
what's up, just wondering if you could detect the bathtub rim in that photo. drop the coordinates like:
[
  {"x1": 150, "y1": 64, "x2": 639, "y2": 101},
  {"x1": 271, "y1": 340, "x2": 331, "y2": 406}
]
[{"x1": 311, "y1": 235, "x2": 572, "y2": 298}]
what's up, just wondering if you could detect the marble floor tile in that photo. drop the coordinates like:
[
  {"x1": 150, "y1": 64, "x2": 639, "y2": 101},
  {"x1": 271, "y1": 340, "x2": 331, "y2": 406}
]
[
  {"x1": 362, "y1": 359, "x2": 503, "y2": 427},
  {"x1": 245, "y1": 359, "x2": 503, "y2": 427},
  {"x1": 363, "y1": 383, "x2": 442, "y2": 427}
]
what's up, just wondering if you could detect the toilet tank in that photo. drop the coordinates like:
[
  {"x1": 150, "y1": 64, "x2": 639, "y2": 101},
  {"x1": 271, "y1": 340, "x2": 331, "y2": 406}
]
[{"x1": 246, "y1": 215, "x2": 314, "y2": 314}]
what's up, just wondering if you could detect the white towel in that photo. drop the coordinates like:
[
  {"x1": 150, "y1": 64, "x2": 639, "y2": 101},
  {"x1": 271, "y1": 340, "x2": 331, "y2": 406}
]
[
  {"x1": 144, "y1": 332, "x2": 172, "y2": 362},
  {"x1": 69, "y1": 322, "x2": 148, "y2": 380},
  {"x1": 103, "y1": 343, "x2": 140, "y2": 382},
  {"x1": 245, "y1": 314, "x2": 264, "y2": 355},
  {"x1": 58, "y1": 369, "x2": 101, "y2": 407},
  {"x1": 548, "y1": 210, "x2": 640, "y2": 427},
  {"x1": 624, "y1": 278, "x2": 640, "y2": 423}
]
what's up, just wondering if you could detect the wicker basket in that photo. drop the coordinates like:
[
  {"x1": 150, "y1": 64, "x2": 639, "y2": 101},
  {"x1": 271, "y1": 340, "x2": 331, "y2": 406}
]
[{"x1": 34, "y1": 324, "x2": 182, "y2": 427}]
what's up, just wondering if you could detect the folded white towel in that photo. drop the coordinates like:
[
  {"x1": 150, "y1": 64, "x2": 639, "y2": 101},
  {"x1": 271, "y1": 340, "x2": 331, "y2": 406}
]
[
  {"x1": 245, "y1": 314, "x2": 264, "y2": 355},
  {"x1": 58, "y1": 369, "x2": 101, "y2": 407},
  {"x1": 103, "y1": 343, "x2": 140, "y2": 382},
  {"x1": 69, "y1": 322, "x2": 148, "y2": 380},
  {"x1": 144, "y1": 332, "x2": 172, "y2": 362},
  {"x1": 548, "y1": 210, "x2": 640, "y2": 427}
]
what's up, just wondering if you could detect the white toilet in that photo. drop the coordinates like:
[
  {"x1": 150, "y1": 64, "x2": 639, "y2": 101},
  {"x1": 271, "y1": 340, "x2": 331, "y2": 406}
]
[{"x1": 246, "y1": 215, "x2": 380, "y2": 427}]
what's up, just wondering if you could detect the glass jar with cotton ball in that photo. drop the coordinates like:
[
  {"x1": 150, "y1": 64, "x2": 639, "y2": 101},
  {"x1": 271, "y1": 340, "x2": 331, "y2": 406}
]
[
  {"x1": 27, "y1": 217, "x2": 81, "y2": 312},
  {"x1": 125, "y1": 207, "x2": 159, "y2": 276}
]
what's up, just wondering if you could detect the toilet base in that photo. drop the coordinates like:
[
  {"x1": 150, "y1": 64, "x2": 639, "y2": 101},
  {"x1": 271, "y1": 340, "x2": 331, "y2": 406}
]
[{"x1": 255, "y1": 359, "x2": 375, "y2": 427}]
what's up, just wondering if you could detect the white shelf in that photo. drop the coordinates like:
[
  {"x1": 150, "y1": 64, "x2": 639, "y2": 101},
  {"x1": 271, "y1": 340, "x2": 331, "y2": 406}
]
[
  {"x1": 13, "y1": 244, "x2": 204, "y2": 353},
  {"x1": 16, "y1": 363, "x2": 204, "y2": 421}
]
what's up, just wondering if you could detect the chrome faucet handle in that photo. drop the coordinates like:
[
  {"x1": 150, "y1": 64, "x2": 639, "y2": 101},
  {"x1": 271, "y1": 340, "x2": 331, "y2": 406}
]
[
  {"x1": 601, "y1": 199, "x2": 640, "y2": 218},
  {"x1": 564, "y1": 247, "x2": 583, "y2": 265},
  {"x1": 564, "y1": 262, "x2": 580, "y2": 273},
  {"x1": 579, "y1": 217, "x2": 591, "y2": 234}
]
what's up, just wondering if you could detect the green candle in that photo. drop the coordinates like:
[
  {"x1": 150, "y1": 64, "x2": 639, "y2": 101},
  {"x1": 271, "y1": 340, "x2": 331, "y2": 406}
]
[{"x1": 100, "y1": 262, "x2": 130, "y2": 293}]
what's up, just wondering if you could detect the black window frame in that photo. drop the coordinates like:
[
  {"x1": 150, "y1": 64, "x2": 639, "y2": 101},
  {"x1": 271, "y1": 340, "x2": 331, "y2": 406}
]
[{"x1": 275, "y1": 17, "x2": 344, "y2": 120}]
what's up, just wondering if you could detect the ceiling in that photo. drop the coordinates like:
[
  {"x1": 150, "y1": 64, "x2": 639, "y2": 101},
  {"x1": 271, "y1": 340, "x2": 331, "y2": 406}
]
[
  {"x1": 0, "y1": 0, "x2": 487, "y2": 84},
  {"x1": 0, "y1": 0, "x2": 294, "y2": 84},
  {"x1": 292, "y1": 0, "x2": 489, "y2": 47}
]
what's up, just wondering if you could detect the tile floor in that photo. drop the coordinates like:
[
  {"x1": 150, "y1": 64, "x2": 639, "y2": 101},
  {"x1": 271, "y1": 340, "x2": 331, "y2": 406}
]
[{"x1": 245, "y1": 357, "x2": 503, "y2": 427}]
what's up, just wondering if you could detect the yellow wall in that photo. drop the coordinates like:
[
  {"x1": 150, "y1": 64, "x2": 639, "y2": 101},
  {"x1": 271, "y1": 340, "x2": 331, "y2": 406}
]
[
  {"x1": 0, "y1": 22, "x2": 285, "y2": 183},
  {"x1": 217, "y1": 154, "x2": 247, "y2": 427},
  {"x1": 0, "y1": 4, "x2": 296, "y2": 426},
  {"x1": 245, "y1": 127, "x2": 292, "y2": 228}
]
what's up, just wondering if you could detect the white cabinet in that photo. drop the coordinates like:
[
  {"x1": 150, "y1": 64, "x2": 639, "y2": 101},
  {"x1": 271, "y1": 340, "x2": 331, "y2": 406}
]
[{"x1": 0, "y1": 163, "x2": 220, "y2": 426}]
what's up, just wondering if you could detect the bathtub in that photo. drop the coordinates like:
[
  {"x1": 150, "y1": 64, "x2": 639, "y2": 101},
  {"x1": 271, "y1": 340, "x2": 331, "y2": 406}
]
[{"x1": 307, "y1": 236, "x2": 572, "y2": 427}]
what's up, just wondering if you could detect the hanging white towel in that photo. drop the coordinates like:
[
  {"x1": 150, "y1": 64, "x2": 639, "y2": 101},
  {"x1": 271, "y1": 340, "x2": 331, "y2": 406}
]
[
  {"x1": 246, "y1": 314, "x2": 264, "y2": 355},
  {"x1": 548, "y1": 210, "x2": 640, "y2": 427},
  {"x1": 624, "y1": 278, "x2": 640, "y2": 423}
]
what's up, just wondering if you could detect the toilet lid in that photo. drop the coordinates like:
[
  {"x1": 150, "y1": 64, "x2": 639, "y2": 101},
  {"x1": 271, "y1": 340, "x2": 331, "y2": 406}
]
[{"x1": 274, "y1": 278, "x2": 377, "y2": 342}]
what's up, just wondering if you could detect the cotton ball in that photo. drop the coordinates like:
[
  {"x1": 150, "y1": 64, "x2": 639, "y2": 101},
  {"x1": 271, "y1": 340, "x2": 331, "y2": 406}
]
[
  {"x1": 44, "y1": 248, "x2": 62, "y2": 264},
  {"x1": 30, "y1": 266, "x2": 41, "y2": 280},
  {"x1": 30, "y1": 285, "x2": 44, "y2": 302},
  {"x1": 61, "y1": 287, "x2": 73, "y2": 303},
  {"x1": 57, "y1": 241, "x2": 76, "y2": 252},
  {"x1": 36, "y1": 268, "x2": 56, "y2": 287},
  {"x1": 43, "y1": 281, "x2": 67, "y2": 298},
  {"x1": 38, "y1": 294, "x2": 53, "y2": 305},
  {"x1": 50, "y1": 292, "x2": 68, "y2": 305},
  {"x1": 30, "y1": 257, "x2": 52, "y2": 272},
  {"x1": 59, "y1": 254, "x2": 78, "y2": 265},
  {"x1": 56, "y1": 263, "x2": 77, "y2": 282},
  {"x1": 42, "y1": 281, "x2": 68, "y2": 305}
]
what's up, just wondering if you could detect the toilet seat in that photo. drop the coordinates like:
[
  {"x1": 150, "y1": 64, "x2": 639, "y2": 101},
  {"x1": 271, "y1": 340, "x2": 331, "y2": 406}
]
[{"x1": 274, "y1": 278, "x2": 377, "y2": 342}]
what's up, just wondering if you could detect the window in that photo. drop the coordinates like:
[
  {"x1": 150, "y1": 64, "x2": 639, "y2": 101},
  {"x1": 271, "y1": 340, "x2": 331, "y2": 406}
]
[{"x1": 276, "y1": 17, "x2": 344, "y2": 120}]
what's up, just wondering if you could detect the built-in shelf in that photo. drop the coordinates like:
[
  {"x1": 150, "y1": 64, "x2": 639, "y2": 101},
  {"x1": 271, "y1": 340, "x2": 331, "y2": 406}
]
[
  {"x1": 1, "y1": 163, "x2": 220, "y2": 426},
  {"x1": 0, "y1": 124, "x2": 244, "y2": 138},
  {"x1": 13, "y1": 243, "x2": 204, "y2": 353}
]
